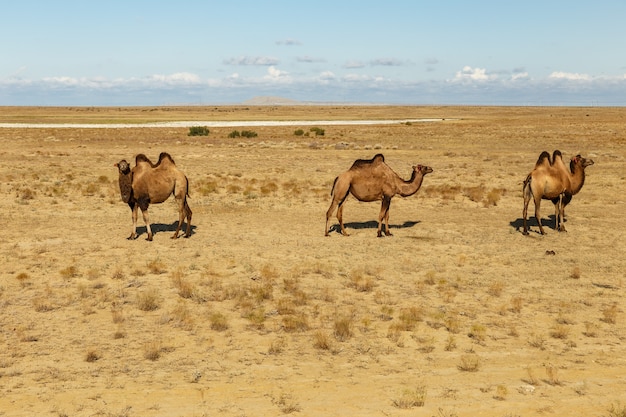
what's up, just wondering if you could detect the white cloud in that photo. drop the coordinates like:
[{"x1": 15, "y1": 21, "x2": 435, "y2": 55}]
[
  {"x1": 149, "y1": 72, "x2": 201, "y2": 84},
  {"x1": 223, "y1": 56, "x2": 280, "y2": 66},
  {"x1": 264, "y1": 66, "x2": 290, "y2": 81},
  {"x1": 511, "y1": 72, "x2": 529, "y2": 81},
  {"x1": 297, "y1": 56, "x2": 326, "y2": 63},
  {"x1": 549, "y1": 71, "x2": 591, "y2": 81},
  {"x1": 276, "y1": 38, "x2": 302, "y2": 46},
  {"x1": 454, "y1": 66, "x2": 495, "y2": 81},
  {"x1": 343, "y1": 73, "x2": 374, "y2": 82},
  {"x1": 370, "y1": 58, "x2": 405, "y2": 67},
  {"x1": 3, "y1": 68, "x2": 626, "y2": 106},
  {"x1": 343, "y1": 61, "x2": 366, "y2": 69}
]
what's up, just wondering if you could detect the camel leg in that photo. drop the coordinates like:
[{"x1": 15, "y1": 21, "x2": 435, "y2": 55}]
[
  {"x1": 325, "y1": 198, "x2": 339, "y2": 236},
  {"x1": 522, "y1": 179, "x2": 531, "y2": 235},
  {"x1": 557, "y1": 194, "x2": 567, "y2": 232},
  {"x1": 326, "y1": 190, "x2": 349, "y2": 236},
  {"x1": 141, "y1": 208, "x2": 153, "y2": 241},
  {"x1": 533, "y1": 196, "x2": 545, "y2": 235},
  {"x1": 383, "y1": 199, "x2": 393, "y2": 236},
  {"x1": 336, "y1": 203, "x2": 350, "y2": 236},
  {"x1": 128, "y1": 204, "x2": 139, "y2": 240},
  {"x1": 377, "y1": 197, "x2": 391, "y2": 237},
  {"x1": 172, "y1": 198, "x2": 185, "y2": 239},
  {"x1": 183, "y1": 201, "x2": 193, "y2": 238}
]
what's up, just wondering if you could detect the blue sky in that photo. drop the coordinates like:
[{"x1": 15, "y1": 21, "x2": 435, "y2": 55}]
[{"x1": 2, "y1": 1, "x2": 626, "y2": 106}]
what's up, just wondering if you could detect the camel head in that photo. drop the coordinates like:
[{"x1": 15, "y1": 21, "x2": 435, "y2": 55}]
[
  {"x1": 570, "y1": 155, "x2": 595, "y2": 170},
  {"x1": 115, "y1": 160, "x2": 131, "y2": 175},
  {"x1": 414, "y1": 165, "x2": 433, "y2": 175},
  {"x1": 115, "y1": 159, "x2": 133, "y2": 203}
]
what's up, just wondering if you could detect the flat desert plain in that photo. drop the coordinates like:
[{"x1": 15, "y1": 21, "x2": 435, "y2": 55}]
[{"x1": 0, "y1": 106, "x2": 625, "y2": 417}]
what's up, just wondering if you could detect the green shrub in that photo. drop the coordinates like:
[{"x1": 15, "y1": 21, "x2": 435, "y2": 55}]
[
  {"x1": 228, "y1": 130, "x2": 241, "y2": 138},
  {"x1": 310, "y1": 127, "x2": 325, "y2": 136},
  {"x1": 188, "y1": 126, "x2": 209, "y2": 136},
  {"x1": 241, "y1": 130, "x2": 258, "y2": 138},
  {"x1": 294, "y1": 129, "x2": 304, "y2": 136}
]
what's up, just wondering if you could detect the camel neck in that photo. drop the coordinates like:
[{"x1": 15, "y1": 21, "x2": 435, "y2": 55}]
[
  {"x1": 570, "y1": 165, "x2": 586, "y2": 194},
  {"x1": 398, "y1": 171, "x2": 423, "y2": 196}
]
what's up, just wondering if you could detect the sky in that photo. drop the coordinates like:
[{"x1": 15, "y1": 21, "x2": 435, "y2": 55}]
[{"x1": 2, "y1": 1, "x2": 626, "y2": 106}]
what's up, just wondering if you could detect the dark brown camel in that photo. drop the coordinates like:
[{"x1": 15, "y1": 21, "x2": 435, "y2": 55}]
[
  {"x1": 522, "y1": 151, "x2": 593, "y2": 235},
  {"x1": 325, "y1": 154, "x2": 433, "y2": 237},
  {"x1": 115, "y1": 152, "x2": 192, "y2": 241}
]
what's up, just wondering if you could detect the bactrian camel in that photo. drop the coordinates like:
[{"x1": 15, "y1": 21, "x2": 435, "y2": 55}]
[
  {"x1": 522, "y1": 150, "x2": 594, "y2": 235},
  {"x1": 115, "y1": 152, "x2": 192, "y2": 241},
  {"x1": 325, "y1": 154, "x2": 433, "y2": 237}
]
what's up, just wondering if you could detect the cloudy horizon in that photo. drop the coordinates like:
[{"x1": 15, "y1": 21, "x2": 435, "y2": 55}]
[{"x1": 2, "y1": 1, "x2": 626, "y2": 107}]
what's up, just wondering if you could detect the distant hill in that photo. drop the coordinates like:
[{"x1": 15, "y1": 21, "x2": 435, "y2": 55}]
[{"x1": 242, "y1": 96, "x2": 300, "y2": 105}]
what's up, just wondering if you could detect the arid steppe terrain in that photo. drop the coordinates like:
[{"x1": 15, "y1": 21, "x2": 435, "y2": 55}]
[{"x1": 0, "y1": 105, "x2": 625, "y2": 416}]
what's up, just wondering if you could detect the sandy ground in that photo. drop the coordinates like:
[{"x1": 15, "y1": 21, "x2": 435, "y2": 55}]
[{"x1": 0, "y1": 106, "x2": 625, "y2": 417}]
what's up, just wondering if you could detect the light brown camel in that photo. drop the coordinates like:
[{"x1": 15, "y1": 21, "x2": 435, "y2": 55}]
[
  {"x1": 115, "y1": 152, "x2": 192, "y2": 241},
  {"x1": 549, "y1": 152, "x2": 594, "y2": 224},
  {"x1": 522, "y1": 151, "x2": 594, "y2": 235},
  {"x1": 325, "y1": 154, "x2": 433, "y2": 237}
]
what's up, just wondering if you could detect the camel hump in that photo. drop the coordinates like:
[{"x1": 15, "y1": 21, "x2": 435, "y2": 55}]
[
  {"x1": 158, "y1": 152, "x2": 176, "y2": 165},
  {"x1": 551, "y1": 150, "x2": 564, "y2": 163},
  {"x1": 350, "y1": 153, "x2": 385, "y2": 169},
  {"x1": 135, "y1": 153, "x2": 155, "y2": 166},
  {"x1": 535, "y1": 151, "x2": 551, "y2": 166}
]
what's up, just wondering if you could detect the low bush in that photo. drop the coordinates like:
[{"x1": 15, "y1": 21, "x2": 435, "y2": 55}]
[{"x1": 188, "y1": 126, "x2": 209, "y2": 136}]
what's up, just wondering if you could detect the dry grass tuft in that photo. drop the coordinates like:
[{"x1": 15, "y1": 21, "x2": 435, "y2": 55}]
[
  {"x1": 143, "y1": 340, "x2": 162, "y2": 361},
  {"x1": 273, "y1": 392, "x2": 301, "y2": 414},
  {"x1": 458, "y1": 354, "x2": 481, "y2": 372},
  {"x1": 468, "y1": 324, "x2": 486, "y2": 343},
  {"x1": 16, "y1": 272, "x2": 30, "y2": 287},
  {"x1": 493, "y1": 384, "x2": 508, "y2": 401},
  {"x1": 137, "y1": 289, "x2": 161, "y2": 311},
  {"x1": 282, "y1": 313, "x2": 309, "y2": 333},
  {"x1": 393, "y1": 385, "x2": 427, "y2": 408},
  {"x1": 268, "y1": 338, "x2": 286, "y2": 355},
  {"x1": 488, "y1": 280, "x2": 504, "y2": 297},
  {"x1": 146, "y1": 258, "x2": 167, "y2": 275},
  {"x1": 601, "y1": 303, "x2": 619, "y2": 324},
  {"x1": 209, "y1": 312, "x2": 229, "y2": 331},
  {"x1": 313, "y1": 330, "x2": 332, "y2": 350},
  {"x1": 333, "y1": 315, "x2": 354, "y2": 341},
  {"x1": 550, "y1": 324, "x2": 570, "y2": 339},
  {"x1": 528, "y1": 332, "x2": 547, "y2": 350},
  {"x1": 606, "y1": 402, "x2": 626, "y2": 417},
  {"x1": 59, "y1": 265, "x2": 79, "y2": 279},
  {"x1": 33, "y1": 297, "x2": 54, "y2": 312},
  {"x1": 171, "y1": 269, "x2": 195, "y2": 299},
  {"x1": 544, "y1": 364, "x2": 562, "y2": 386},
  {"x1": 85, "y1": 348, "x2": 101, "y2": 362},
  {"x1": 348, "y1": 269, "x2": 375, "y2": 292},
  {"x1": 510, "y1": 296, "x2": 524, "y2": 313}
]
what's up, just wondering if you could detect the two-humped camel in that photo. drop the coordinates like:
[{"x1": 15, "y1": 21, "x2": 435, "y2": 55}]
[
  {"x1": 115, "y1": 152, "x2": 192, "y2": 241},
  {"x1": 522, "y1": 150, "x2": 594, "y2": 235},
  {"x1": 325, "y1": 154, "x2": 433, "y2": 237}
]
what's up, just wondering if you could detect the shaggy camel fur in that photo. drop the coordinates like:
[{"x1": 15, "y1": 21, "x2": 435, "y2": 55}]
[
  {"x1": 115, "y1": 152, "x2": 192, "y2": 241},
  {"x1": 325, "y1": 154, "x2": 433, "y2": 237},
  {"x1": 550, "y1": 152, "x2": 594, "y2": 221},
  {"x1": 522, "y1": 151, "x2": 594, "y2": 235}
]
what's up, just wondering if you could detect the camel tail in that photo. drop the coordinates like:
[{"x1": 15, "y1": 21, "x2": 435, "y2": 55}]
[
  {"x1": 522, "y1": 173, "x2": 532, "y2": 196},
  {"x1": 330, "y1": 177, "x2": 338, "y2": 196}
]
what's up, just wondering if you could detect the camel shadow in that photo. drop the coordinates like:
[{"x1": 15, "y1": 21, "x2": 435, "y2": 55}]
[
  {"x1": 510, "y1": 215, "x2": 561, "y2": 234},
  {"x1": 329, "y1": 220, "x2": 421, "y2": 234},
  {"x1": 135, "y1": 221, "x2": 197, "y2": 238}
]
